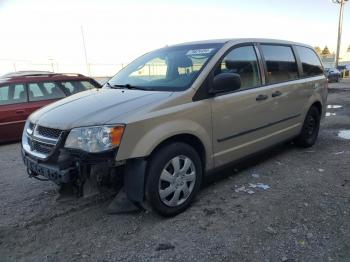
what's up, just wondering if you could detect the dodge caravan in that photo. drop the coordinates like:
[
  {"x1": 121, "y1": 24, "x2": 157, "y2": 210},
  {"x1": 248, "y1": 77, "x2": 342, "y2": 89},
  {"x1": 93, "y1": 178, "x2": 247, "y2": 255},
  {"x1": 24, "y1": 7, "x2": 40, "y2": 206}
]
[{"x1": 21, "y1": 39, "x2": 327, "y2": 216}]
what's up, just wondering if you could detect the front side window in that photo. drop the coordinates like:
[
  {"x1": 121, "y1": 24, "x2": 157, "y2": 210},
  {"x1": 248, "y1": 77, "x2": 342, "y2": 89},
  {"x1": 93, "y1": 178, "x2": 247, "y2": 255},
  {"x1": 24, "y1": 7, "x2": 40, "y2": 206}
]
[
  {"x1": 0, "y1": 84, "x2": 27, "y2": 105},
  {"x1": 28, "y1": 82, "x2": 65, "y2": 102},
  {"x1": 216, "y1": 45, "x2": 261, "y2": 90},
  {"x1": 261, "y1": 45, "x2": 298, "y2": 84},
  {"x1": 81, "y1": 80, "x2": 98, "y2": 90},
  {"x1": 107, "y1": 43, "x2": 223, "y2": 91},
  {"x1": 296, "y1": 46, "x2": 323, "y2": 77},
  {"x1": 59, "y1": 80, "x2": 97, "y2": 95}
]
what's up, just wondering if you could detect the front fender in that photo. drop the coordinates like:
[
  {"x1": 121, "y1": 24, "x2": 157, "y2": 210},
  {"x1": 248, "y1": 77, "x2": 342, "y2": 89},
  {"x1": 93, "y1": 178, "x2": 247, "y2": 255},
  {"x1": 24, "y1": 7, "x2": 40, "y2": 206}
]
[{"x1": 116, "y1": 119, "x2": 213, "y2": 170}]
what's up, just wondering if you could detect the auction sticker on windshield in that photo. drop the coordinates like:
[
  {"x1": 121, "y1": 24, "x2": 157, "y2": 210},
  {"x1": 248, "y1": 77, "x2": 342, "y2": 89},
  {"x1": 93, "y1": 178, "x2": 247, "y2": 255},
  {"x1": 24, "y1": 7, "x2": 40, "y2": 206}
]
[{"x1": 186, "y1": 48, "x2": 214, "y2": 55}]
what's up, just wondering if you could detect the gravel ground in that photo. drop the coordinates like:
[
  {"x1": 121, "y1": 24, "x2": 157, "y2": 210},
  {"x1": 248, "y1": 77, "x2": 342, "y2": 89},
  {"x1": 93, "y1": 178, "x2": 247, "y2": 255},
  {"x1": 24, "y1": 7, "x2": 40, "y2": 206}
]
[{"x1": 0, "y1": 81, "x2": 350, "y2": 262}]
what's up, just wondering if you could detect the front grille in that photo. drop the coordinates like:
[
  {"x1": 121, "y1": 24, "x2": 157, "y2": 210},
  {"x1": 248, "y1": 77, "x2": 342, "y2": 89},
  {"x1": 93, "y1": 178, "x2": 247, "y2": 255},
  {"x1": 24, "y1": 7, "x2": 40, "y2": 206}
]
[
  {"x1": 37, "y1": 126, "x2": 62, "y2": 139},
  {"x1": 24, "y1": 124, "x2": 62, "y2": 159},
  {"x1": 32, "y1": 140, "x2": 55, "y2": 154}
]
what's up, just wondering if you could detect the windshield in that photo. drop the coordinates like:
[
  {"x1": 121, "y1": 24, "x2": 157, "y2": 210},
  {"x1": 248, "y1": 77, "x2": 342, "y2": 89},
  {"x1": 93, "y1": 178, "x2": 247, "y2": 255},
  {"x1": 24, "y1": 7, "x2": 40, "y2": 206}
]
[{"x1": 107, "y1": 43, "x2": 223, "y2": 91}]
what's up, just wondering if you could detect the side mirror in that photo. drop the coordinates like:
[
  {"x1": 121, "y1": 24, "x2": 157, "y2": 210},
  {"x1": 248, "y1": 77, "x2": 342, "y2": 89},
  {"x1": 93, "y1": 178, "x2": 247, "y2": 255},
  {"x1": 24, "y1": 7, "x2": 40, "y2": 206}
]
[{"x1": 210, "y1": 73, "x2": 241, "y2": 94}]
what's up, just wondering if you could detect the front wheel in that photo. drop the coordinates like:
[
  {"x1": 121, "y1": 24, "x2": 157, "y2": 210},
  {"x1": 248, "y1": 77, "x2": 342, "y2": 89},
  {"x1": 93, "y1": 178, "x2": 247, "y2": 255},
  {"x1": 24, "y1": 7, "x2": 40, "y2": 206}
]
[
  {"x1": 145, "y1": 142, "x2": 202, "y2": 217},
  {"x1": 294, "y1": 106, "x2": 321, "y2": 148}
]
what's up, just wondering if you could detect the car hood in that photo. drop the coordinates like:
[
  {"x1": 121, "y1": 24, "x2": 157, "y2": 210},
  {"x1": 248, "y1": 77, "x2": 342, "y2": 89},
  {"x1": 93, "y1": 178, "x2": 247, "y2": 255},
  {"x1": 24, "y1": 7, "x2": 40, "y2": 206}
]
[{"x1": 29, "y1": 88, "x2": 173, "y2": 130}]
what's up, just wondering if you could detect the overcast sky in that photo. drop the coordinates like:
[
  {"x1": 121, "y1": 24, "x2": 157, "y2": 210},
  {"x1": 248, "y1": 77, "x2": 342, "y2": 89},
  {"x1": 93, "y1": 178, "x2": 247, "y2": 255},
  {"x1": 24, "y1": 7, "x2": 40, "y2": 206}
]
[{"x1": 0, "y1": 0, "x2": 349, "y2": 75}]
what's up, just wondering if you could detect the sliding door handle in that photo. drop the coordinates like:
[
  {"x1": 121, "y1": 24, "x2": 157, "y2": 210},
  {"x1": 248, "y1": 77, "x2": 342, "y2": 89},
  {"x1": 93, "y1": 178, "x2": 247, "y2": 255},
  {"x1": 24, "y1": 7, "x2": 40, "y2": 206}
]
[
  {"x1": 256, "y1": 94, "x2": 268, "y2": 101},
  {"x1": 271, "y1": 91, "x2": 282, "y2": 97}
]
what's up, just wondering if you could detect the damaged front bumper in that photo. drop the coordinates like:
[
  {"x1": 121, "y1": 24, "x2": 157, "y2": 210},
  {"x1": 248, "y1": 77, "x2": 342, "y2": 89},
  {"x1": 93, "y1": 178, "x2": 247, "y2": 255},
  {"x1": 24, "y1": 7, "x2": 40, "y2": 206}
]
[
  {"x1": 21, "y1": 121, "x2": 147, "y2": 205},
  {"x1": 22, "y1": 150, "x2": 74, "y2": 183},
  {"x1": 21, "y1": 148, "x2": 119, "y2": 184},
  {"x1": 21, "y1": 121, "x2": 119, "y2": 185}
]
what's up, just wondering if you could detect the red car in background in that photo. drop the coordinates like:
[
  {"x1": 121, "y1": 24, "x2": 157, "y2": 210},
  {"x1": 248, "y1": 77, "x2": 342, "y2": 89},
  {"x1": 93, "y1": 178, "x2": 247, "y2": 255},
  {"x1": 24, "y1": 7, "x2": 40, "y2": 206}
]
[{"x1": 0, "y1": 71, "x2": 101, "y2": 143}]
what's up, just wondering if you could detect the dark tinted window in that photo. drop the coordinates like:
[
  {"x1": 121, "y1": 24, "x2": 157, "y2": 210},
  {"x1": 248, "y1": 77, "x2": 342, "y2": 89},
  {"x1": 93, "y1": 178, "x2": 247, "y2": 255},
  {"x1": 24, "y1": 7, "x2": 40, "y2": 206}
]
[
  {"x1": 217, "y1": 46, "x2": 261, "y2": 90},
  {"x1": 296, "y1": 46, "x2": 323, "y2": 77},
  {"x1": 261, "y1": 45, "x2": 298, "y2": 84},
  {"x1": 0, "y1": 84, "x2": 27, "y2": 105}
]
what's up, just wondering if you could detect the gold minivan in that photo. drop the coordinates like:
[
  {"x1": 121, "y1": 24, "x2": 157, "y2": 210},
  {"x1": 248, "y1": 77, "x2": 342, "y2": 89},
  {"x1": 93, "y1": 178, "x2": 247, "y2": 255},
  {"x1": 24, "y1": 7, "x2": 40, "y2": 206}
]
[{"x1": 22, "y1": 39, "x2": 327, "y2": 216}]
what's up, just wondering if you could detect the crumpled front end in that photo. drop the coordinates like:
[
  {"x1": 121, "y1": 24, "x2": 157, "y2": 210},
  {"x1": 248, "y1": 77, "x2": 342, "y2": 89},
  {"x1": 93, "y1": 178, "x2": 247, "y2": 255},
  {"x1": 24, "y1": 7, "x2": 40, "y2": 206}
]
[
  {"x1": 21, "y1": 120, "x2": 123, "y2": 197},
  {"x1": 21, "y1": 119, "x2": 147, "y2": 212}
]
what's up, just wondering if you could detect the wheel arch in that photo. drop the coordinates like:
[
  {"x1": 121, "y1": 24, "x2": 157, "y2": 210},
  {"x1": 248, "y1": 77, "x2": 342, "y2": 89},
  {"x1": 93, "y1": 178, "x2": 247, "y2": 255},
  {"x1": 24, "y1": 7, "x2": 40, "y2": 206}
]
[
  {"x1": 311, "y1": 101, "x2": 323, "y2": 115},
  {"x1": 148, "y1": 133, "x2": 207, "y2": 170},
  {"x1": 303, "y1": 93, "x2": 325, "y2": 121}
]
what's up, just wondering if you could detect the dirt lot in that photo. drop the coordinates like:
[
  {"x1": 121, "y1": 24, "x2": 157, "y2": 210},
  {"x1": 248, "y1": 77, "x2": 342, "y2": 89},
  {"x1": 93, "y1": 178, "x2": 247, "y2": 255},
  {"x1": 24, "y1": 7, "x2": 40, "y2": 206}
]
[{"x1": 1, "y1": 81, "x2": 350, "y2": 262}]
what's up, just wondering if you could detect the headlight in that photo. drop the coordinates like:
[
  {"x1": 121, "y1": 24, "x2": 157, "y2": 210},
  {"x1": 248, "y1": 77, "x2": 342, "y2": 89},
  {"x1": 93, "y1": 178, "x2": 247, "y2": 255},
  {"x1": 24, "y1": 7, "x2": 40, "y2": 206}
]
[{"x1": 64, "y1": 125, "x2": 125, "y2": 153}]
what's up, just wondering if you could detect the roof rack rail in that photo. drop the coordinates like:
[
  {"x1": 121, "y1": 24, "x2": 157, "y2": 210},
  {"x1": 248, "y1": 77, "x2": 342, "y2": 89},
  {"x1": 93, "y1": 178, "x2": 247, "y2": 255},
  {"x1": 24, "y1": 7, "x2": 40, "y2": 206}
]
[
  {"x1": 24, "y1": 73, "x2": 85, "y2": 78},
  {"x1": 1, "y1": 71, "x2": 53, "y2": 78},
  {"x1": 1, "y1": 71, "x2": 86, "y2": 79},
  {"x1": 54, "y1": 73, "x2": 85, "y2": 77}
]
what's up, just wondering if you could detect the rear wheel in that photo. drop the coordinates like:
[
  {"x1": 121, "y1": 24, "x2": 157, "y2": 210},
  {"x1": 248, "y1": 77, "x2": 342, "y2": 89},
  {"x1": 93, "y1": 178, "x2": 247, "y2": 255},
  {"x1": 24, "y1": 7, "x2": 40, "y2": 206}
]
[
  {"x1": 145, "y1": 142, "x2": 202, "y2": 217},
  {"x1": 295, "y1": 106, "x2": 321, "y2": 148}
]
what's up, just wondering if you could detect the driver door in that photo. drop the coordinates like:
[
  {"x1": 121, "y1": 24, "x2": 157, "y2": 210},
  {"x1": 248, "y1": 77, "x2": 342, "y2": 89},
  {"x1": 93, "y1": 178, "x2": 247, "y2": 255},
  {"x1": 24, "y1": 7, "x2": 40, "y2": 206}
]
[{"x1": 211, "y1": 45, "x2": 276, "y2": 167}]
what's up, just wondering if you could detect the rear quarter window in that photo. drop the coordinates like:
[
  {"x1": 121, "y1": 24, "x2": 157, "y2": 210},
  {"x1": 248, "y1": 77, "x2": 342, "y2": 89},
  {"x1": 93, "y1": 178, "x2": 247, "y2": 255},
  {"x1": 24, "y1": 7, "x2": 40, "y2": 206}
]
[
  {"x1": 0, "y1": 86, "x2": 10, "y2": 103},
  {"x1": 295, "y1": 46, "x2": 323, "y2": 77},
  {"x1": 0, "y1": 84, "x2": 27, "y2": 105}
]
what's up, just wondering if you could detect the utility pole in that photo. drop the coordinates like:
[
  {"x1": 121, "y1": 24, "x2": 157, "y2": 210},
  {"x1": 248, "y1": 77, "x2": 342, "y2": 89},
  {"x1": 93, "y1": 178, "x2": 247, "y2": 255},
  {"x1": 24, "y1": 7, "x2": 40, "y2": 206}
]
[
  {"x1": 48, "y1": 58, "x2": 54, "y2": 72},
  {"x1": 333, "y1": 0, "x2": 348, "y2": 68},
  {"x1": 80, "y1": 25, "x2": 90, "y2": 76}
]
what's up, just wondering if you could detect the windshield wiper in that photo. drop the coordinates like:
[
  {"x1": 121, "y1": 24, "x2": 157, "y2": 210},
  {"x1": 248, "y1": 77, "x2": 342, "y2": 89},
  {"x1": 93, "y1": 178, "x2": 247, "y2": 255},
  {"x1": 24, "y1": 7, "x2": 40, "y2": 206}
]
[
  {"x1": 111, "y1": 84, "x2": 152, "y2": 91},
  {"x1": 105, "y1": 81, "x2": 113, "y2": 88}
]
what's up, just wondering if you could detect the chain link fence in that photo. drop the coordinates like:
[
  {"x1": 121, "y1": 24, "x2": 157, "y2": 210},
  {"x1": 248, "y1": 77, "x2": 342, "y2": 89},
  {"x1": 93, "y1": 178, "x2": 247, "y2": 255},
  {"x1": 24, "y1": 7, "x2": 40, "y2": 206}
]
[{"x1": 0, "y1": 60, "x2": 125, "y2": 78}]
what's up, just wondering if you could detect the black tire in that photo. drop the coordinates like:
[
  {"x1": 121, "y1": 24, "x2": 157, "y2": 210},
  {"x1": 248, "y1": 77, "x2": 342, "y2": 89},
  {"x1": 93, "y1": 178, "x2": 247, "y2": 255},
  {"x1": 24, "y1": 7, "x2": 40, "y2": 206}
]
[
  {"x1": 295, "y1": 106, "x2": 321, "y2": 148},
  {"x1": 145, "y1": 142, "x2": 202, "y2": 217}
]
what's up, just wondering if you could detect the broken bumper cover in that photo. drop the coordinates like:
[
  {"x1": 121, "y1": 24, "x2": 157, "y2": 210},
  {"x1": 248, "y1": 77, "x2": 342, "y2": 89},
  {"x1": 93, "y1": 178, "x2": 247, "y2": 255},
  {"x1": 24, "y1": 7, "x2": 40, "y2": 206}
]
[
  {"x1": 21, "y1": 148, "x2": 118, "y2": 184},
  {"x1": 22, "y1": 147, "x2": 147, "y2": 204},
  {"x1": 22, "y1": 149, "x2": 76, "y2": 184}
]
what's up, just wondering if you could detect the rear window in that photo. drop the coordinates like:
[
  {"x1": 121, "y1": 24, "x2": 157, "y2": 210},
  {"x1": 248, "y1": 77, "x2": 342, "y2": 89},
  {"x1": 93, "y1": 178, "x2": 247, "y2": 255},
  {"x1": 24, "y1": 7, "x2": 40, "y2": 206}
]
[
  {"x1": 261, "y1": 45, "x2": 298, "y2": 84},
  {"x1": 295, "y1": 46, "x2": 323, "y2": 77},
  {"x1": 59, "y1": 80, "x2": 97, "y2": 95}
]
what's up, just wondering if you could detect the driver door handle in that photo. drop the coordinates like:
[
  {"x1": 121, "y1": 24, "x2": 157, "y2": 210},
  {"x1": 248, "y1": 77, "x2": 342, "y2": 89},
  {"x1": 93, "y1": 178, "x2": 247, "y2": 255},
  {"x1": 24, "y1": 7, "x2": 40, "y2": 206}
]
[{"x1": 256, "y1": 94, "x2": 268, "y2": 101}]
